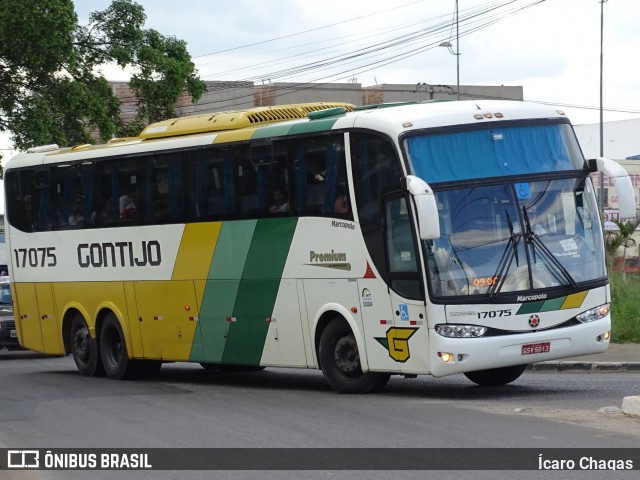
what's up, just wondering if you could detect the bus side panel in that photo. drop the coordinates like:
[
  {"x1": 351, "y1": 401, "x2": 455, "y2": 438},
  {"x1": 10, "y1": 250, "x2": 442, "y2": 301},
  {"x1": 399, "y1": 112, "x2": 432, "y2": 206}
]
[
  {"x1": 356, "y1": 277, "x2": 396, "y2": 372},
  {"x1": 194, "y1": 279, "x2": 240, "y2": 364},
  {"x1": 134, "y1": 280, "x2": 199, "y2": 361},
  {"x1": 260, "y1": 278, "x2": 307, "y2": 367},
  {"x1": 13, "y1": 283, "x2": 44, "y2": 352},
  {"x1": 34, "y1": 283, "x2": 64, "y2": 354},
  {"x1": 219, "y1": 218, "x2": 298, "y2": 366},
  {"x1": 123, "y1": 281, "x2": 144, "y2": 358}
]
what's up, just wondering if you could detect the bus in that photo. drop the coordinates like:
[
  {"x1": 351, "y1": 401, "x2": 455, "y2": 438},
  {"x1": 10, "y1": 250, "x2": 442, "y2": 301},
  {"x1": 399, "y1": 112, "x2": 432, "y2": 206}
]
[{"x1": 4, "y1": 100, "x2": 636, "y2": 393}]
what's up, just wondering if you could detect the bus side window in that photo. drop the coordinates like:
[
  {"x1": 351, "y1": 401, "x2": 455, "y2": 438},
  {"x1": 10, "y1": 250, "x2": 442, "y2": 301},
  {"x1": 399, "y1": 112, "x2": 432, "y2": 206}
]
[
  {"x1": 54, "y1": 163, "x2": 94, "y2": 230},
  {"x1": 350, "y1": 132, "x2": 404, "y2": 284},
  {"x1": 95, "y1": 158, "x2": 139, "y2": 226},
  {"x1": 385, "y1": 196, "x2": 423, "y2": 300},
  {"x1": 32, "y1": 169, "x2": 53, "y2": 231},
  {"x1": 141, "y1": 152, "x2": 185, "y2": 225},
  {"x1": 188, "y1": 147, "x2": 237, "y2": 221},
  {"x1": 351, "y1": 133, "x2": 402, "y2": 226},
  {"x1": 5, "y1": 170, "x2": 34, "y2": 233},
  {"x1": 292, "y1": 134, "x2": 350, "y2": 219}
]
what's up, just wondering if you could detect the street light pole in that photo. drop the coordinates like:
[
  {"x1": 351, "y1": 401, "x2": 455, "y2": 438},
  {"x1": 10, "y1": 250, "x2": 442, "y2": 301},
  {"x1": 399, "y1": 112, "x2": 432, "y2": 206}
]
[
  {"x1": 439, "y1": 0, "x2": 460, "y2": 100},
  {"x1": 455, "y1": 0, "x2": 460, "y2": 100},
  {"x1": 599, "y1": 0, "x2": 608, "y2": 220}
]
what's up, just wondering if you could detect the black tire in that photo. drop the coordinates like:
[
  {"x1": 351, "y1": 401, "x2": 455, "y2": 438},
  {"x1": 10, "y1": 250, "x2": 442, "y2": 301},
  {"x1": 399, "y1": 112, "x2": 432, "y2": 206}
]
[
  {"x1": 69, "y1": 313, "x2": 104, "y2": 377},
  {"x1": 464, "y1": 364, "x2": 527, "y2": 386},
  {"x1": 99, "y1": 313, "x2": 137, "y2": 380},
  {"x1": 318, "y1": 319, "x2": 390, "y2": 394}
]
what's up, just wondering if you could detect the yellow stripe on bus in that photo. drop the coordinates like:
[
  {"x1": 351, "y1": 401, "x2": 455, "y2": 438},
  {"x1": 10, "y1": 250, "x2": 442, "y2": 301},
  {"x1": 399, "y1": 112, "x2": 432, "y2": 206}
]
[
  {"x1": 212, "y1": 128, "x2": 258, "y2": 143},
  {"x1": 561, "y1": 291, "x2": 589, "y2": 309},
  {"x1": 172, "y1": 222, "x2": 222, "y2": 281}
]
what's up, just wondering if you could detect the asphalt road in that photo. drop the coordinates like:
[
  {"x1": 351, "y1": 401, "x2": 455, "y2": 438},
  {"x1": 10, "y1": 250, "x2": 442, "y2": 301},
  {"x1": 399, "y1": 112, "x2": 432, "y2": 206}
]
[{"x1": 1, "y1": 350, "x2": 639, "y2": 480}]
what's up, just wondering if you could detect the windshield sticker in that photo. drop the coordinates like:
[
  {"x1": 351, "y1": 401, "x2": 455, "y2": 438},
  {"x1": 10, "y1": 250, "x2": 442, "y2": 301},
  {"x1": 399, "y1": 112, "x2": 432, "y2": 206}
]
[{"x1": 560, "y1": 238, "x2": 578, "y2": 252}]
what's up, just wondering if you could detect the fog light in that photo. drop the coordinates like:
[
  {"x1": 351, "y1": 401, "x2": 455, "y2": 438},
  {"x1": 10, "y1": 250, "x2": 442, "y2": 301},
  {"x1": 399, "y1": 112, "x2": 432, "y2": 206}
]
[{"x1": 438, "y1": 352, "x2": 454, "y2": 363}]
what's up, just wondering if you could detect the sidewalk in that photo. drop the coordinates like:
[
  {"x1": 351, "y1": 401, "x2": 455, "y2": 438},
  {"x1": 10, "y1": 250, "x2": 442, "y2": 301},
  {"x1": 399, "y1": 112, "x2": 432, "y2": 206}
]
[{"x1": 529, "y1": 343, "x2": 640, "y2": 372}]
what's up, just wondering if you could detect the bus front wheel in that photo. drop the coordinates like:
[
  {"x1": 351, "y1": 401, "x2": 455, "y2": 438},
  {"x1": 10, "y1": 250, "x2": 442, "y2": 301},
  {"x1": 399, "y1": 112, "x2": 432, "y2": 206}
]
[
  {"x1": 70, "y1": 313, "x2": 104, "y2": 377},
  {"x1": 463, "y1": 364, "x2": 527, "y2": 386},
  {"x1": 318, "y1": 319, "x2": 390, "y2": 394}
]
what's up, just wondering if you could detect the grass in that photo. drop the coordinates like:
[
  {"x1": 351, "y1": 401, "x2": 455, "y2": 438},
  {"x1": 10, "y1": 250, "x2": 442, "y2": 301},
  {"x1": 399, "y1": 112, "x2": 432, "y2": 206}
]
[{"x1": 609, "y1": 271, "x2": 640, "y2": 343}]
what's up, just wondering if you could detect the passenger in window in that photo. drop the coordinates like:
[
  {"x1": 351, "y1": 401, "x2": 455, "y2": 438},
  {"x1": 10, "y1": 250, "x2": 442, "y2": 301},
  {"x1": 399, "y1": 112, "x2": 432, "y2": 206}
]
[
  {"x1": 269, "y1": 188, "x2": 289, "y2": 213},
  {"x1": 119, "y1": 194, "x2": 138, "y2": 220},
  {"x1": 68, "y1": 207, "x2": 85, "y2": 227},
  {"x1": 93, "y1": 199, "x2": 114, "y2": 225},
  {"x1": 335, "y1": 183, "x2": 350, "y2": 217},
  {"x1": 154, "y1": 201, "x2": 169, "y2": 223}
]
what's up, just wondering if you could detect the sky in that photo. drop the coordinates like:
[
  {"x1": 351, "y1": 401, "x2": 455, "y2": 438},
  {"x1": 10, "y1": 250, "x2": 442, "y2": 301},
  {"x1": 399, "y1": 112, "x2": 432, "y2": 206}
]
[
  {"x1": 71, "y1": 0, "x2": 640, "y2": 126},
  {"x1": 1, "y1": 0, "x2": 639, "y2": 211}
]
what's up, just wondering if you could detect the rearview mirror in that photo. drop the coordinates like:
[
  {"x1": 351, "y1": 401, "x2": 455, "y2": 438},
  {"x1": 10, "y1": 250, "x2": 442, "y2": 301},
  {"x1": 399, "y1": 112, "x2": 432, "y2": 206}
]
[{"x1": 406, "y1": 175, "x2": 440, "y2": 240}]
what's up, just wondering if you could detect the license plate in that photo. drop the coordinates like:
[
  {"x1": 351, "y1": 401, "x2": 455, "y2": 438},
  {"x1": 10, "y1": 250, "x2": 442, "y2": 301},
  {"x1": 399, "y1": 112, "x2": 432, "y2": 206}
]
[
  {"x1": 521, "y1": 341, "x2": 550, "y2": 355},
  {"x1": 10, "y1": 330, "x2": 16, "y2": 338}
]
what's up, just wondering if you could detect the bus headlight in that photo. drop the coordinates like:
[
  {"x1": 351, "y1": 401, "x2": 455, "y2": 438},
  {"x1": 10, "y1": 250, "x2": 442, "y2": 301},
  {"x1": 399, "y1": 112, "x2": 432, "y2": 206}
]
[
  {"x1": 436, "y1": 324, "x2": 488, "y2": 338},
  {"x1": 576, "y1": 303, "x2": 610, "y2": 323}
]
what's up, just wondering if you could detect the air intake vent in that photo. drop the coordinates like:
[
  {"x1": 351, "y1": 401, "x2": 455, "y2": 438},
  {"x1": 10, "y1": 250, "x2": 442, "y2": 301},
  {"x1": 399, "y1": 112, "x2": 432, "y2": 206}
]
[{"x1": 139, "y1": 103, "x2": 355, "y2": 139}]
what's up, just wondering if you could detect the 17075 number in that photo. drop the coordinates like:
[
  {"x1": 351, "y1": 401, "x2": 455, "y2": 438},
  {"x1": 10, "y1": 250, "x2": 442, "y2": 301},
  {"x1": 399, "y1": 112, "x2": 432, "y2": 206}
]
[{"x1": 13, "y1": 247, "x2": 57, "y2": 268}]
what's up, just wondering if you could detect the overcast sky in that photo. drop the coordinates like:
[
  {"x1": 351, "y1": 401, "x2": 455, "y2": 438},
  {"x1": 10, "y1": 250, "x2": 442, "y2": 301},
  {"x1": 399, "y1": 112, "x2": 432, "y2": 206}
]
[
  {"x1": 1, "y1": 0, "x2": 639, "y2": 211},
  {"x1": 71, "y1": 0, "x2": 640, "y2": 126}
]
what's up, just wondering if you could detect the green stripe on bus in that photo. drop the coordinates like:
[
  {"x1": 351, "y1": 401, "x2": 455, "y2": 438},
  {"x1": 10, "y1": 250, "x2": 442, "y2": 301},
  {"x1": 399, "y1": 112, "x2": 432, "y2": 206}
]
[
  {"x1": 222, "y1": 218, "x2": 298, "y2": 365},
  {"x1": 288, "y1": 118, "x2": 339, "y2": 135},
  {"x1": 252, "y1": 123, "x2": 295, "y2": 139},
  {"x1": 539, "y1": 296, "x2": 566, "y2": 312},
  {"x1": 209, "y1": 221, "x2": 257, "y2": 279},
  {"x1": 516, "y1": 300, "x2": 547, "y2": 315},
  {"x1": 190, "y1": 221, "x2": 257, "y2": 363},
  {"x1": 516, "y1": 296, "x2": 568, "y2": 315}
]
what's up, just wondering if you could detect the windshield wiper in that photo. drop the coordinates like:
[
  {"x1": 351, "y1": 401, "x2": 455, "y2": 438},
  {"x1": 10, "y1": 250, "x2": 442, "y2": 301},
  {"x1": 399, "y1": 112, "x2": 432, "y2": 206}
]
[
  {"x1": 487, "y1": 210, "x2": 521, "y2": 301},
  {"x1": 522, "y1": 206, "x2": 578, "y2": 290}
]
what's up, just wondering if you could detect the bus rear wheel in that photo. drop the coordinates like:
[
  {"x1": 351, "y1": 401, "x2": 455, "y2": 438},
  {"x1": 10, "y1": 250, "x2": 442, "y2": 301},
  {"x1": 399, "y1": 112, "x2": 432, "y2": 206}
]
[
  {"x1": 319, "y1": 319, "x2": 390, "y2": 394},
  {"x1": 464, "y1": 364, "x2": 527, "y2": 386},
  {"x1": 99, "y1": 313, "x2": 137, "y2": 380},
  {"x1": 70, "y1": 313, "x2": 104, "y2": 377}
]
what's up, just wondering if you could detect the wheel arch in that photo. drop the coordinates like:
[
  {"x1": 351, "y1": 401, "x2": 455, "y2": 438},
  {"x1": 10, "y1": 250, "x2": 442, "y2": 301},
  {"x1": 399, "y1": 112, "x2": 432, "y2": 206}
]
[{"x1": 312, "y1": 303, "x2": 369, "y2": 371}]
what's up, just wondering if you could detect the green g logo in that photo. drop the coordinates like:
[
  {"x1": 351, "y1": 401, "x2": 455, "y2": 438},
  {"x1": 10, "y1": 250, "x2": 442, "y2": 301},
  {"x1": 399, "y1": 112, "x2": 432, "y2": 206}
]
[{"x1": 375, "y1": 327, "x2": 418, "y2": 362}]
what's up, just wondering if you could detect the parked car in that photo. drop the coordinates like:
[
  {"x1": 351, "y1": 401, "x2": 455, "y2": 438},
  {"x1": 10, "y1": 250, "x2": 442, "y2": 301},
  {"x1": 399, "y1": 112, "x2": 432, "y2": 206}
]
[{"x1": 0, "y1": 276, "x2": 21, "y2": 350}]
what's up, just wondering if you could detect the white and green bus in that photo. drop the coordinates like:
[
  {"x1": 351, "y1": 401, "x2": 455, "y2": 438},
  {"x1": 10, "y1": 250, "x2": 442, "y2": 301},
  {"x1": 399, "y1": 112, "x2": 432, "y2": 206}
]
[{"x1": 5, "y1": 100, "x2": 636, "y2": 393}]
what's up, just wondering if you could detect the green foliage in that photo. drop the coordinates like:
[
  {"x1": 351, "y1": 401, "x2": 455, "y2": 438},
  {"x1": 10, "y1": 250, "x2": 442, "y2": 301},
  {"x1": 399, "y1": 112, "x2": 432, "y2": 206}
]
[
  {"x1": 0, "y1": 0, "x2": 205, "y2": 150},
  {"x1": 604, "y1": 217, "x2": 640, "y2": 269},
  {"x1": 609, "y1": 271, "x2": 640, "y2": 343}
]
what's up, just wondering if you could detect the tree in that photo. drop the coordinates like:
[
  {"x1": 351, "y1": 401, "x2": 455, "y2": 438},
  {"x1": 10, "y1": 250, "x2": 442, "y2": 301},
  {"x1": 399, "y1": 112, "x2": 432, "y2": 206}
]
[
  {"x1": 0, "y1": 0, "x2": 206, "y2": 155},
  {"x1": 604, "y1": 217, "x2": 640, "y2": 271}
]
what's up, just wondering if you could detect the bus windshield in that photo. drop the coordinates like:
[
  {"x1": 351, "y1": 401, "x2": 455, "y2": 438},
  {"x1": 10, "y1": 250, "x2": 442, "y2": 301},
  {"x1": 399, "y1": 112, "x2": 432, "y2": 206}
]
[
  {"x1": 405, "y1": 122, "x2": 585, "y2": 182},
  {"x1": 404, "y1": 122, "x2": 606, "y2": 299},
  {"x1": 423, "y1": 178, "x2": 605, "y2": 298}
]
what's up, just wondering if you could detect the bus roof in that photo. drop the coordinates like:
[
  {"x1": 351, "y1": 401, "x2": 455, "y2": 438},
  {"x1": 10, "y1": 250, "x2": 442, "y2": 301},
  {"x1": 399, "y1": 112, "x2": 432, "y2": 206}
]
[{"x1": 5, "y1": 100, "x2": 569, "y2": 170}]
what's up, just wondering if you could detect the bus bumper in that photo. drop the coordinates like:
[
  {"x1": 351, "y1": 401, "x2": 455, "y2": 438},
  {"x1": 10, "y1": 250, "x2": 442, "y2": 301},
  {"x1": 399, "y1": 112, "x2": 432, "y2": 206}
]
[{"x1": 428, "y1": 316, "x2": 611, "y2": 378}]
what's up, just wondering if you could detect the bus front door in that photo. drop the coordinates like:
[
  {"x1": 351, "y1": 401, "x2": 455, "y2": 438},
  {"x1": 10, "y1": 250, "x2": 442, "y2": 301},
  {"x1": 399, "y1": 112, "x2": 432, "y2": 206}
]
[{"x1": 359, "y1": 195, "x2": 430, "y2": 374}]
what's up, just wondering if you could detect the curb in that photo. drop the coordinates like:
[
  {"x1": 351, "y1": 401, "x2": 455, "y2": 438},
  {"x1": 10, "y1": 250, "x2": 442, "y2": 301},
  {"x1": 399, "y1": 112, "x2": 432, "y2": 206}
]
[
  {"x1": 621, "y1": 396, "x2": 640, "y2": 418},
  {"x1": 528, "y1": 362, "x2": 640, "y2": 372}
]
